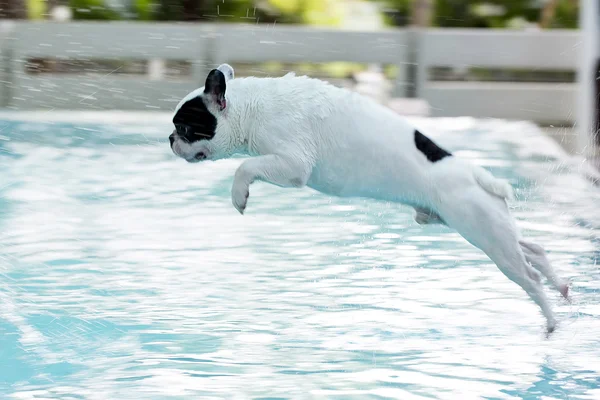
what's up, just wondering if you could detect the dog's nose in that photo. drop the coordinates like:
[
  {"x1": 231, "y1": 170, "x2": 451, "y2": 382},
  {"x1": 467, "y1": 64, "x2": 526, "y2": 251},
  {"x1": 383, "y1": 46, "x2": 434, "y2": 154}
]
[{"x1": 169, "y1": 133, "x2": 175, "y2": 146}]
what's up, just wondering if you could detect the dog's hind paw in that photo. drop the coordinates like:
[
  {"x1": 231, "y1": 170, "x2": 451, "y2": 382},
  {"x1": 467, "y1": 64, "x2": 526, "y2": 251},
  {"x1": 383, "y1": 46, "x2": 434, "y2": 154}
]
[
  {"x1": 559, "y1": 282, "x2": 570, "y2": 302},
  {"x1": 413, "y1": 208, "x2": 444, "y2": 225},
  {"x1": 546, "y1": 320, "x2": 558, "y2": 337}
]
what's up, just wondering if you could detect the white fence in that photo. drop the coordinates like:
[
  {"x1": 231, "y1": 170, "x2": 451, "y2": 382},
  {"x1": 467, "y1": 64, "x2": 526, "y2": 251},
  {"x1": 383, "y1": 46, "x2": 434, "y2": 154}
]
[
  {"x1": 417, "y1": 29, "x2": 579, "y2": 124},
  {"x1": 0, "y1": 21, "x2": 580, "y2": 126}
]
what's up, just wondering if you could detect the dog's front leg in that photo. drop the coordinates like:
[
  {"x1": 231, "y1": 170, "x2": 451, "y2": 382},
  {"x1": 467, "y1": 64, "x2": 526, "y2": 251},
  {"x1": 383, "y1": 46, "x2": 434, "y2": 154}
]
[{"x1": 232, "y1": 154, "x2": 311, "y2": 214}]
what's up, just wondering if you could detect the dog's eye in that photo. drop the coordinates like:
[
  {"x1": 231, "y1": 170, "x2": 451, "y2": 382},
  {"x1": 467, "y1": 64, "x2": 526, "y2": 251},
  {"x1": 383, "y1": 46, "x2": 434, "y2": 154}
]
[
  {"x1": 175, "y1": 124, "x2": 191, "y2": 136},
  {"x1": 174, "y1": 123, "x2": 214, "y2": 140}
]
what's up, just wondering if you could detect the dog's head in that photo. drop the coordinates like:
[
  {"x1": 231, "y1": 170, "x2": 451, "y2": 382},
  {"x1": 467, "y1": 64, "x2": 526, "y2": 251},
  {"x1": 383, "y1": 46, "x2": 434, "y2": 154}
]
[{"x1": 169, "y1": 64, "x2": 235, "y2": 163}]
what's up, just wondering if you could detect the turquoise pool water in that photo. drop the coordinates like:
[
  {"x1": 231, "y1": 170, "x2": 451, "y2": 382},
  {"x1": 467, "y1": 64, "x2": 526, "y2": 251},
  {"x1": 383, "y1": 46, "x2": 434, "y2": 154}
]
[{"x1": 0, "y1": 112, "x2": 599, "y2": 399}]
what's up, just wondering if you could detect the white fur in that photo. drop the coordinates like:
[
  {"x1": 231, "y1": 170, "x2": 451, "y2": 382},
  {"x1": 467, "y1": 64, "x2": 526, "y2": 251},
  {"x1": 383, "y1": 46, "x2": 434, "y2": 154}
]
[{"x1": 170, "y1": 65, "x2": 570, "y2": 333}]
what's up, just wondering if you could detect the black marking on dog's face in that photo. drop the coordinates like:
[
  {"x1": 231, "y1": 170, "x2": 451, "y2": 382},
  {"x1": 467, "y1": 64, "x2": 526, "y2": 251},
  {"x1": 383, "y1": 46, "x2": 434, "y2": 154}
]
[
  {"x1": 172, "y1": 96, "x2": 217, "y2": 143},
  {"x1": 414, "y1": 129, "x2": 452, "y2": 162}
]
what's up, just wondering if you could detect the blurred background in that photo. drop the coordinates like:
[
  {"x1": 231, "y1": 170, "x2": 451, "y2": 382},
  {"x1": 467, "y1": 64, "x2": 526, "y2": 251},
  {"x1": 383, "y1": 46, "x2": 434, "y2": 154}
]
[
  {"x1": 0, "y1": 0, "x2": 579, "y2": 27},
  {"x1": 0, "y1": 0, "x2": 580, "y2": 27}
]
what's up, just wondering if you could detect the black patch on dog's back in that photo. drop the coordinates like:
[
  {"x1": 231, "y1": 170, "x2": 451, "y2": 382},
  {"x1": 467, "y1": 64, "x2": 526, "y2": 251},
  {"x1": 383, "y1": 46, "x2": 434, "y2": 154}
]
[
  {"x1": 414, "y1": 129, "x2": 452, "y2": 162},
  {"x1": 173, "y1": 96, "x2": 217, "y2": 142}
]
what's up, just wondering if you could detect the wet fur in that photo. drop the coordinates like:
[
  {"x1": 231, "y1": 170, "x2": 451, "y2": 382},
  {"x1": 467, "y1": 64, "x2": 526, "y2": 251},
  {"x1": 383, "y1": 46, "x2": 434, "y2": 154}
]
[{"x1": 169, "y1": 64, "x2": 570, "y2": 334}]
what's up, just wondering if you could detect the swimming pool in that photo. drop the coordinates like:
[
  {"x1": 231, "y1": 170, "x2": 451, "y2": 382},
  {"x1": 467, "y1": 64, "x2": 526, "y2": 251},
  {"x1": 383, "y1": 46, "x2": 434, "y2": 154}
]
[{"x1": 0, "y1": 112, "x2": 598, "y2": 399}]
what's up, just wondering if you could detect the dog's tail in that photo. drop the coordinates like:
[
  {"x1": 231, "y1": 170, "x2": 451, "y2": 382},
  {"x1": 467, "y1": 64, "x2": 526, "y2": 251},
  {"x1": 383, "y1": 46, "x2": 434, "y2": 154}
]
[{"x1": 472, "y1": 165, "x2": 515, "y2": 201}]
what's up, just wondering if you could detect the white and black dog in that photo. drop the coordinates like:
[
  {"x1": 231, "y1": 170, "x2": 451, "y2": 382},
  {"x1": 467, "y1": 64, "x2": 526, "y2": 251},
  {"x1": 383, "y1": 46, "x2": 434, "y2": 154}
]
[{"x1": 169, "y1": 64, "x2": 570, "y2": 333}]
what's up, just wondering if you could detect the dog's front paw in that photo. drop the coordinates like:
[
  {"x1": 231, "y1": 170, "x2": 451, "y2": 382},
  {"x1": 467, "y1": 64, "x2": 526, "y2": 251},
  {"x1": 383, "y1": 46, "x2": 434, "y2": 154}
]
[{"x1": 231, "y1": 183, "x2": 250, "y2": 215}]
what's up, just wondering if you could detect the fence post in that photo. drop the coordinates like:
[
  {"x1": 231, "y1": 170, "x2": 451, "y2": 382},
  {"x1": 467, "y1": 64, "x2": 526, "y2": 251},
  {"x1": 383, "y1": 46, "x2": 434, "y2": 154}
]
[
  {"x1": 411, "y1": 27, "x2": 426, "y2": 100},
  {"x1": 390, "y1": 31, "x2": 409, "y2": 98},
  {"x1": 0, "y1": 20, "x2": 15, "y2": 108},
  {"x1": 397, "y1": 27, "x2": 422, "y2": 99},
  {"x1": 577, "y1": 0, "x2": 600, "y2": 157}
]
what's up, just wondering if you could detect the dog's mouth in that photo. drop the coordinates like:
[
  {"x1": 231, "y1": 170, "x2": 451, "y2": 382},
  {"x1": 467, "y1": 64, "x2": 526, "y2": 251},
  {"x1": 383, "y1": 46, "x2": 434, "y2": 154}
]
[{"x1": 185, "y1": 151, "x2": 207, "y2": 163}]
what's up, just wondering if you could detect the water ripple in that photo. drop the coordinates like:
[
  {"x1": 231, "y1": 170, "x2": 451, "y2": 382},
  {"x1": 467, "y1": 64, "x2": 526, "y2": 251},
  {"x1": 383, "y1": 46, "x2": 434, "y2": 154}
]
[{"x1": 0, "y1": 114, "x2": 598, "y2": 399}]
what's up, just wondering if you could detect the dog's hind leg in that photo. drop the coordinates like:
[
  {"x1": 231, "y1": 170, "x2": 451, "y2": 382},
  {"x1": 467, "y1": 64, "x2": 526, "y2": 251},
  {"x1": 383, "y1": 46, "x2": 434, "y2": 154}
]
[
  {"x1": 414, "y1": 207, "x2": 446, "y2": 225},
  {"x1": 520, "y1": 240, "x2": 570, "y2": 301},
  {"x1": 435, "y1": 187, "x2": 558, "y2": 333}
]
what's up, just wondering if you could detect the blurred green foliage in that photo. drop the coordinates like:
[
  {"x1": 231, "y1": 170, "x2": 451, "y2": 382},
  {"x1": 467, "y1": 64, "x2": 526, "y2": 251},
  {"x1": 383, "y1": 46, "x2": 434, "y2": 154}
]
[
  {"x1": 133, "y1": 0, "x2": 154, "y2": 20},
  {"x1": 132, "y1": 0, "x2": 348, "y2": 25},
  {"x1": 374, "y1": 0, "x2": 579, "y2": 29},
  {"x1": 33, "y1": 0, "x2": 577, "y2": 30},
  {"x1": 27, "y1": 0, "x2": 45, "y2": 19},
  {"x1": 69, "y1": 0, "x2": 122, "y2": 20},
  {"x1": 20, "y1": 0, "x2": 575, "y2": 34},
  {"x1": 553, "y1": 0, "x2": 579, "y2": 29}
]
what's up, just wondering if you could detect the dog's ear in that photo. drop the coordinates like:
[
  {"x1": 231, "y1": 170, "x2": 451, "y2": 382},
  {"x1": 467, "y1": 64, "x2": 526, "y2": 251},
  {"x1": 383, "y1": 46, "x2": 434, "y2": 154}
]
[
  {"x1": 204, "y1": 69, "x2": 227, "y2": 111},
  {"x1": 217, "y1": 63, "x2": 234, "y2": 82}
]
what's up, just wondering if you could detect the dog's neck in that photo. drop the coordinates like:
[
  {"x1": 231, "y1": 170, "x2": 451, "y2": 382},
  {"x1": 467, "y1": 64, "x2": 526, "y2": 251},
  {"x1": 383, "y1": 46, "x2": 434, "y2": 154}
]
[
  {"x1": 218, "y1": 77, "x2": 268, "y2": 156},
  {"x1": 216, "y1": 74, "x2": 316, "y2": 157},
  {"x1": 216, "y1": 97, "x2": 249, "y2": 156}
]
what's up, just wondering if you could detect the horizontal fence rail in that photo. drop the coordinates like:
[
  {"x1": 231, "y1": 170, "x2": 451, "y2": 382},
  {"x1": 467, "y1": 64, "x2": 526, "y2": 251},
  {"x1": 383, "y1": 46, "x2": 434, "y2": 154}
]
[{"x1": 0, "y1": 21, "x2": 581, "y2": 125}]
